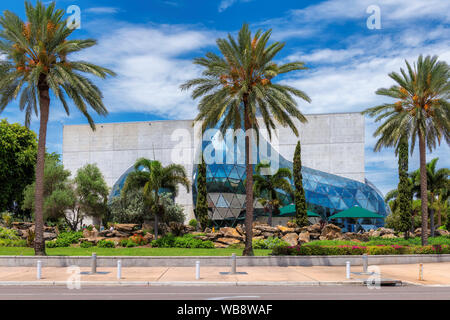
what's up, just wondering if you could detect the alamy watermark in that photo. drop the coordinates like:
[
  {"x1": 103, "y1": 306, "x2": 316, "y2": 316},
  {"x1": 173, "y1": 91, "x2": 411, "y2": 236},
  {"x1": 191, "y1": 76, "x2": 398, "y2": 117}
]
[{"x1": 366, "y1": 5, "x2": 381, "y2": 30}]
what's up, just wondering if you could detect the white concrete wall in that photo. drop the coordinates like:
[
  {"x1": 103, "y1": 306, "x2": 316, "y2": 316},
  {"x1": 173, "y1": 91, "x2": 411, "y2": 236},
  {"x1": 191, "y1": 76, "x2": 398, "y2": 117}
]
[{"x1": 63, "y1": 112, "x2": 365, "y2": 223}]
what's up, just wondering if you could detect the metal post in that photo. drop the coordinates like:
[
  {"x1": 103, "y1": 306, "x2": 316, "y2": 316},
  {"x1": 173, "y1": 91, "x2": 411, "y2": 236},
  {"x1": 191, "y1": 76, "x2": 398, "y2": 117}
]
[
  {"x1": 346, "y1": 261, "x2": 351, "y2": 279},
  {"x1": 362, "y1": 254, "x2": 368, "y2": 273},
  {"x1": 231, "y1": 253, "x2": 236, "y2": 274},
  {"x1": 117, "y1": 260, "x2": 122, "y2": 280},
  {"x1": 37, "y1": 260, "x2": 42, "y2": 280},
  {"x1": 195, "y1": 260, "x2": 200, "y2": 280},
  {"x1": 90, "y1": 252, "x2": 97, "y2": 274},
  {"x1": 419, "y1": 263, "x2": 423, "y2": 281}
]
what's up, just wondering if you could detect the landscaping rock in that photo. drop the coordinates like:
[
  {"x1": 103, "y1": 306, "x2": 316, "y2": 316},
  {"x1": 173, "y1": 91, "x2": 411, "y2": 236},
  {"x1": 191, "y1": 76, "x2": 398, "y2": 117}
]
[
  {"x1": 435, "y1": 229, "x2": 450, "y2": 236},
  {"x1": 298, "y1": 231, "x2": 310, "y2": 243},
  {"x1": 381, "y1": 234, "x2": 397, "y2": 239},
  {"x1": 43, "y1": 232, "x2": 57, "y2": 241},
  {"x1": 307, "y1": 223, "x2": 322, "y2": 233},
  {"x1": 254, "y1": 225, "x2": 277, "y2": 233},
  {"x1": 252, "y1": 229, "x2": 262, "y2": 236},
  {"x1": 277, "y1": 226, "x2": 295, "y2": 234},
  {"x1": 216, "y1": 237, "x2": 241, "y2": 246},
  {"x1": 281, "y1": 233, "x2": 298, "y2": 246},
  {"x1": 12, "y1": 222, "x2": 33, "y2": 230},
  {"x1": 214, "y1": 242, "x2": 229, "y2": 248},
  {"x1": 114, "y1": 223, "x2": 139, "y2": 232},
  {"x1": 320, "y1": 224, "x2": 342, "y2": 240},
  {"x1": 344, "y1": 232, "x2": 369, "y2": 242},
  {"x1": 236, "y1": 224, "x2": 245, "y2": 236},
  {"x1": 219, "y1": 227, "x2": 243, "y2": 240}
]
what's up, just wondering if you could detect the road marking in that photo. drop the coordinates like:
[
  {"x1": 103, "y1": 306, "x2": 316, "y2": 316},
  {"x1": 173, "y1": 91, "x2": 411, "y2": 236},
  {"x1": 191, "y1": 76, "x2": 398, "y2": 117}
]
[{"x1": 207, "y1": 296, "x2": 261, "y2": 300}]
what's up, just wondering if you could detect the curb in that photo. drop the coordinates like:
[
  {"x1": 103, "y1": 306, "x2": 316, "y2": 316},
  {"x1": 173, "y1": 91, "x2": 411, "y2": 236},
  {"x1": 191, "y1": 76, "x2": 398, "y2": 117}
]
[{"x1": 0, "y1": 280, "x2": 368, "y2": 287}]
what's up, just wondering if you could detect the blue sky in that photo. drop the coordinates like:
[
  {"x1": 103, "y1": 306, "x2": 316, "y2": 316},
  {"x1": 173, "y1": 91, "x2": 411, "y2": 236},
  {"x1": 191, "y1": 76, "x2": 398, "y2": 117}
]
[{"x1": 1, "y1": 0, "x2": 449, "y2": 196}]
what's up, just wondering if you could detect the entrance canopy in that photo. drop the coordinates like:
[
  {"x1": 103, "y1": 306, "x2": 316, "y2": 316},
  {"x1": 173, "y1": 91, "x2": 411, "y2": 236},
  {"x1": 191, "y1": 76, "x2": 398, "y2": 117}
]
[
  {"x1": 328, "y1": 206, "x2": 384, "y2": 220},
  {"x1": 279, "y1": 204, "x2": 321, "y2": 217}
]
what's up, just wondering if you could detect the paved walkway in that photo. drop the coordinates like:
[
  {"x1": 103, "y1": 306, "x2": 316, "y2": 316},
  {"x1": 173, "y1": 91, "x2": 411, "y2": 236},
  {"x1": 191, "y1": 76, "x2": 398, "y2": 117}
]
[{"x1": 0, "y1": 263, "x2": 449, "y2": 286}]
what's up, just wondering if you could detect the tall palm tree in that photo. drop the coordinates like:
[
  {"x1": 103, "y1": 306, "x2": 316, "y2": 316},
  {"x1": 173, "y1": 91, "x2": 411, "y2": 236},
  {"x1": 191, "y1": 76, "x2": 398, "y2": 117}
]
[
  {"x1": 363, "y1": 55, "x2": 450, "y2": 245},
  {"x1": 410, "y1": 157, "x2": 449, "y2": 236},
  {"x1": 122, "y1": 158, "x2": 190, "y2": 239},
  {"x1": 253, "y1": 162, "x2": 292, "y2": 226},
  {"x1": 0, "y1": 1, "x2": 115, "y2": 255},
  {"x1": 181, "y1": 23, "x2": 310, "y2": 255}
]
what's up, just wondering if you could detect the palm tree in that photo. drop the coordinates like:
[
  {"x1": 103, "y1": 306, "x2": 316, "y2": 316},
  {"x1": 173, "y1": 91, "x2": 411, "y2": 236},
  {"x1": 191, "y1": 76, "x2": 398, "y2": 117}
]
[
  {"x1": 410, "y1": 158, "x2": 449, "y2": 236},
  {"x1": 181, "y1": 23, "x2": 310, "y2": 255},
  {"x1": 0, "y1": 1, "x2": 115, "y2": 255},
  {"x1": 122, "y1": 158, "x2": 190, "y2": 239},
  {"x1": 363, "y1": 55, "x2": 450, "y2": 245},
  {"x1": 253, "y1": 162, "x2": 292, "y2": 226}
]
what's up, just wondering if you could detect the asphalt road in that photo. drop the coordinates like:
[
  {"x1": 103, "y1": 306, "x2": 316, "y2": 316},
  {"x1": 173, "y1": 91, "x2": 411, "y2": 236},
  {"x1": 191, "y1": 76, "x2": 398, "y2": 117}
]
[{"x1": 0, "y1": 285, "x2": 449, "y2": 300}]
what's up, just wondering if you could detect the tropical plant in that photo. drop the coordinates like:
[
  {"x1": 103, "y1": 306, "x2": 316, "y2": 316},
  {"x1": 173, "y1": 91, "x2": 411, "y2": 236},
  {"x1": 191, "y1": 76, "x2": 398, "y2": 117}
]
[
  {"x1": 108, "y1": 189, "x2": 148, "y2": 224},
  {"x1": 122, "y1": 158, "x2": 189, "y2": 238},
  {"x1": 253, "y1": 161, "x2": 292, "y2": 226},
  {"x1": 363, "y1": 55, "x2": 450, "y2": 245},
  {"x1": 0, "y1": 1, "x2": 115, "y2": 255},
  {"x1": 293, "y1": 140, "x2": 308, "y2": 227},
  {"x1": 410, "y1": 157, "x2": 449, "y2": 236},
  {"x1": 181, "y1": 23, "x2": 310, "y2": 255}
]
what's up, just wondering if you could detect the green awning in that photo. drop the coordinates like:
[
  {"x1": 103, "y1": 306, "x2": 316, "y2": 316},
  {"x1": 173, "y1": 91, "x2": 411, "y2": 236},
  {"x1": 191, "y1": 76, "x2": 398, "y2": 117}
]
[
  {"x1": 328, "y1": 206, "x2": 384, "y2": 220},
  {"x1": 279, "y1": 204, "x2": 320, "y2": 217}
]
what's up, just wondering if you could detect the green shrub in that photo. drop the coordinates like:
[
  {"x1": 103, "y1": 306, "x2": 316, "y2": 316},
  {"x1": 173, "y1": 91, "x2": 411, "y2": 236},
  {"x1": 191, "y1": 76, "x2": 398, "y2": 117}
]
[
  {"x1": 0, "y1": 226, "x2": 20, "y2": 240},
  {"x1": 0, "y1": 239, "x2": 26, "y2": 247},
  {"x1": 80, "y1": 241, "x2": 93, "y2": 248},
  {"x1": 97, "y1": 240, "x2": 115, "y2": 248},
  {"x1": 119, "y1": 239, "x2": 128, "y2": 247},
  {"x1": 188, "y1": 219, "x2": 198, "y2": 228},
  {"x1": 151, "y1": 233, "x2": 214, "y2": 249},
  {"x1": 1, "y1": 212, "x2": 13, "y2": 228},
  {"x1": 57, "y1": 232, "x2": 83, "y2": 244},
  {"x1": 126, "y1": 240, "x2": 138, "y2": 247},
  {"x1": 253, "y1": 237, "x2": 289, "y2": 249}
]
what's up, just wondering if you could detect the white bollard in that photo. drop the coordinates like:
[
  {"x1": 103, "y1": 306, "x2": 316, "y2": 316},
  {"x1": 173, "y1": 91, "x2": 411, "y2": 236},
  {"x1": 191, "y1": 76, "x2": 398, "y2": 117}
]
[
  {"x1": 90, "y1": 252, "x2": 97, "y2": 274},
  {"x1": 346, "y1": 261, "x2": 351, "y2": 279},
  {"x1": 117, "y1": 260, "x2": 122, "y2": 280},
  {"x1": 363, "y1": 254, "x2": 368, "y2": 273},
  {"x1": 195, "y1": 260, "x2": 200, "y2": 280},
  {"x1": 37, "y1": 260, "x2": 42, "y2": 280}
]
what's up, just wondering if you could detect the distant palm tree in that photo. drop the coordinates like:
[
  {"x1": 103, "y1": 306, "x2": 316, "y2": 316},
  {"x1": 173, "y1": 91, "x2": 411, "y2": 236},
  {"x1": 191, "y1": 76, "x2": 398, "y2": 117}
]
[
  {"x1": 181, "y1": 23, "x2": 310, "y2": 255},
  {"x1": 122, "y1": 158, "x2": 190, "y2": 238},
  {"x1": 0, "y1": 1, "x2": 115, "y2": 255},
  {"x1": 253, "y1": 162, "x2": 292, "y2": 226},
  {"x1": 410, "y1": 158, "x2": 449, "y2": 236},
  {"x1": 363, "y1": 55, "x2": 450, "y2": 245}
]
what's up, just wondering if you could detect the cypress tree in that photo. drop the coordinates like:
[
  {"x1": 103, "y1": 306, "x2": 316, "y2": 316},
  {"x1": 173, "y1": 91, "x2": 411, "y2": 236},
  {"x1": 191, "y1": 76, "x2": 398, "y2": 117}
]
[
  {"x1": 397, "y1": 136, "x2": 412, "y2": 238},
  {"x1": 196, "y1": 155, "x2": 209, "y2": 230},
  {"x1": 294, "y1": 140, "x2": 308, "y2": 227}
]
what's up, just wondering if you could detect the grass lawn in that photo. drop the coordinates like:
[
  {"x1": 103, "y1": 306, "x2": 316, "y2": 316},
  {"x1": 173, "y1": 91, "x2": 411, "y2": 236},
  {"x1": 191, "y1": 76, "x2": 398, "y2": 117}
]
[
  {"x1": 303, "y1": 236, "x2": 450, "y2": 247},
  {"x1": 0, "y1": 247, "x2": 272, "y2": 256}
]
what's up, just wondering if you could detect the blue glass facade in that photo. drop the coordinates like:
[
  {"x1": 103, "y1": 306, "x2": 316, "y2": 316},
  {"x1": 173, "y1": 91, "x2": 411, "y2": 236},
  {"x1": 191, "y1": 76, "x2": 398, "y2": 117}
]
[{"x1": 192, "y1": 133, "x2": 389, "y2": 230}]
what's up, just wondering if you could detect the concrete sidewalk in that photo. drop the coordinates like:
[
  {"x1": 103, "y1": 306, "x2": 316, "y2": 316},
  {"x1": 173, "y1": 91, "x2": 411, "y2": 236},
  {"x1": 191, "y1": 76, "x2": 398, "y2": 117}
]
[{"x1": 0, "y1": 263, "x2": 449, "y2": 286}]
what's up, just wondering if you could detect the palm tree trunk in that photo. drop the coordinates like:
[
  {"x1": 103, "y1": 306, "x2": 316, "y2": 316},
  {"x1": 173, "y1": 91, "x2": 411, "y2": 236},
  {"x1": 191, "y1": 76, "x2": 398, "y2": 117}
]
[
  {"x1": 437, "y1": 207, "x2": 441, "y2": 228},
  {"x1": 418, "y1": 132, "x2": 428, "y2": 246},
  {"x1": 243, "y1": 97, "x2": 254, "y2": 256},
  {"x1": 268, "y1": 207, "x2": 273, "y2": 227},
  {"x1": 34, "y1": 78, "x2": 50, "y2": 256},
  {"x1": 429, "y1": 196, "x2": 435, "y2": 238}
]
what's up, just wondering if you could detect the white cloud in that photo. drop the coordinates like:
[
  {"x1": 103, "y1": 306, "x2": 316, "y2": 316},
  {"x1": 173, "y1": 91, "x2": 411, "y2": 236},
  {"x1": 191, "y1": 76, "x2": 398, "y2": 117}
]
[
  {"x1": 218, "y1": 0, "x2": 253, "y2": 12},
  {"x1": 77, "y1": 24, "x2": 218, "y2": 119},
  {"x1": 85, "y1": 7, "x2": 120, "y2": 14}
]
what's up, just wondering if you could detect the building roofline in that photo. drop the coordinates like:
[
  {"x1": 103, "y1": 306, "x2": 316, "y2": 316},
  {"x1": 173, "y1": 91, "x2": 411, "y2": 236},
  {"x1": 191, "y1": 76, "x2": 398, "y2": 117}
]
[{"x1": 63, "y1": 111, "x2": 364, "y2": 128}]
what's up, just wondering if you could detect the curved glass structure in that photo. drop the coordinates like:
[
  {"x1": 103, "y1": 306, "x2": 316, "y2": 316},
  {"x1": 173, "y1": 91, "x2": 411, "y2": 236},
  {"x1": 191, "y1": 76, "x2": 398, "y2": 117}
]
[{"x1": 192, "y1": 131, "x2": 389, "y2": 229}]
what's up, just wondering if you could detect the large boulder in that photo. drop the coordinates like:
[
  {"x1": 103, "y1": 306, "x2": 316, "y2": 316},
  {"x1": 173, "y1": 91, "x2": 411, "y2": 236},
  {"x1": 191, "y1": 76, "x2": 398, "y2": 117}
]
[
  {"x1": 281, "y1": 233, "x2": 298, "y2": 246},
  {"x1": 381, "y1": 233, "x2": 397, "y2": 239},
  {"x1": 12, "y1": 222, "x2": 33, "y2": 230},
  {"x1": 114, "y1": 223, "x2": 139, "y2": 233},
  {"x1": 277, "y1": 225, "x2": 295, "y2": 234},
  {"x1": 435, "y1": 229, "x2": 450, "y2": 236},
  {"x1": 254, "y1": 225, "x2": 278, "y2": 233},
  {"x1": 307, "y1": 223, "x2": 322, "y2": 233},
  {"x1": 219, "y1": 227, "x2": 244, "y2": 240},
  {"x1": 236, "y1": 224, "x2": 245, "y2": 236},
  {"x1": 414, "y1": 228, "x2": 431, "y2": 237},
  {"x1": 320, "y1": 224, "x2": 342, "y2": 240},
  {"x1": 373, "y1": 227, "x2": 395, "y2": 237},
  {"x1": 43, "y1": 232, "x2": 57, "y2": 241},
  {"x1": 216, "y1": 237, "x2": 241, "y2": 246},
  {"x1": 344, "y1": 232, "x2": 369, "y2": 242},
  {"x1": 298, "y1": 231, "x2": 310, "y2": 244}
]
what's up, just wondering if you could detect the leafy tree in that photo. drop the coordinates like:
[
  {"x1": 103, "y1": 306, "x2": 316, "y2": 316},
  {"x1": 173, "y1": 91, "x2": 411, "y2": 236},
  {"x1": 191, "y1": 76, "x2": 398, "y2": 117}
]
[
  {"x1": 195, "y1": 155, "x2": 209, "y2": 230},
  {"x1": 293, "y1": 140, "x2": 308, "y2": 227},
  {"x1": 159, "y1": 192, "x2": 185, "y2": 225},
  {"x1": 0, "y1": 119, "x2": 37, "y2": 216},
  {"x1": 410, "y1": 157, "x2": 449, "y2": 236},
  {"x1": 363, "y1": 55, "x2": 450, "y2": 245},
  {"x1": 0, "y1": 1, "x2": 115, "y2": 255},
  {"x1": 253, "y1": 161, "x2": 292, "y2": 226},
  {"x1": 22, "y1": 154, "x2": 72, "y2": 222},
  {"x1": 181, "y1": 23, "x2": 310, "y2": 255},
  {"x1": 108, "y1": 189, "x2": 147, "y2": 224},
  {"x1": 397, "y1": 136, "x2": 412, "y2": 237},
  {"x1": 122, "y1": 158, "x2": 189, "y2": 238}
]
